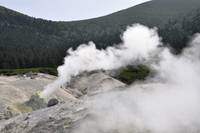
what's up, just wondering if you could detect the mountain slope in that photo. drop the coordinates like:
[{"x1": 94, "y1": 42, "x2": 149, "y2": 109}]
[
  {"x1": 0, "y1": 0, "x2": 200, "y2": 69},
  {"x1": 100, "y1": 0, "x2": 200, "y2": 26}
]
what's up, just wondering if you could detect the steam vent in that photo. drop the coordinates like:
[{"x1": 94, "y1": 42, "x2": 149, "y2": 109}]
[
  {"x1": 1, "y1": 0, "x2": 200, "y2": 131},
  {"x1": 16, "y1": 93, "x2": 60, "y2": 113},
  {"x1": 25, "y1": 93, "x2": 47, "y2": 111},
  {"x1": 24, "y1": 94, "x2": 60, "y2": 110}
]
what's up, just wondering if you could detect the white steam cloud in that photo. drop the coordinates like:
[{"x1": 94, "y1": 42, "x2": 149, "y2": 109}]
[
  {"x1": 41, "y1": 24, "x2": 160, "y2": 97},
  {"x1": 42, "y1": 24, "x2": 200, "y2": 133},
  {"x1": 72, "y1": 35, "x2": 200, "y2": 133}
]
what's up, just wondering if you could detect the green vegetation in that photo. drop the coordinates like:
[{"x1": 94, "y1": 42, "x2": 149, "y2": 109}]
[
  {"x1": 1, "y1": 0, "x2": 200, "y2": 68},
  {"x1": 115, "y1": 65, "x2": 150, "y2": 84},
  {"x1": 159, "y1": 9, "x2": 200, "y2": 53},
  {"x1": 0, "y1": 67, "x2": 57, "y2": 76}
]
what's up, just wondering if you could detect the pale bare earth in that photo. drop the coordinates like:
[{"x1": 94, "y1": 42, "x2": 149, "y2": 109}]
[
  {"x1": 0, "y1": 73, "x2": 77, "y2": 119},
  {"x1": 0, "y1": 72, "x2": 126, "y2": 133}
]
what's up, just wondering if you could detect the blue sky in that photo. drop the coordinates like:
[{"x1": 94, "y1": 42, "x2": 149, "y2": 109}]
[{"x1": 0, "y1": 0, "x2": 150, "y2": 21}]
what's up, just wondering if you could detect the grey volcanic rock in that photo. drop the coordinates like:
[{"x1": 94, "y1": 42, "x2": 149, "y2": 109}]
[
  {"x1": 47, "y1": 98, "x2": 59, "y2": 107},
  {"x1": 25, "y1": 94, "x2": 47, "y2": 111},
  {"x1": 0, "y1": 74, "x2": 78, "y2": 120},
  {"x1": 0, "y1": 105, "x2": 18, "y2": 120},
  {"x1": 67, "y1": 71, "x2": 126, "y2": 97},
  {"x1": 0, "y1": 72, "x2": 126, "y2": 132},
  {"x1": 0, "y1": 102, "x2": 86, "y2": 133}
]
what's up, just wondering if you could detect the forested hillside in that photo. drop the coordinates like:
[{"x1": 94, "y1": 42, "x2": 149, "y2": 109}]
[{"x1": 1, "y1": 0, "x2": 200, "y2": 69}]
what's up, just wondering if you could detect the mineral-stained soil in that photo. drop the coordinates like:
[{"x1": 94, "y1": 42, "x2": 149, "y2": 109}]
[
  {"x1": 0, "y1": 73, "x2": 77, "y2": 120},
  {"x1": 0, "y1": 72, "x2": 126, "y2": 133}
]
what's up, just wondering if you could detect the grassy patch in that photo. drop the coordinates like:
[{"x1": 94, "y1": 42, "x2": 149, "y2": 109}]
[
  {"x1": 0, "y1": 67, "x2": 57, "y2": 76},
  {"x1": 115, "y1": 65, "x2": 150, "y2": 85}
]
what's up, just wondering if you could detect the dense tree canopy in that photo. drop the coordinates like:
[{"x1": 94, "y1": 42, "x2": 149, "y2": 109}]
[{"x1": 0, "y1": 0, "x2": 200, "y2": 69}]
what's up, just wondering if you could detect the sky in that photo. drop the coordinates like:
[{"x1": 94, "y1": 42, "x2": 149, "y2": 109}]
[{"x1": 0, "y1": 0, "x2": 150, "y2": 21}]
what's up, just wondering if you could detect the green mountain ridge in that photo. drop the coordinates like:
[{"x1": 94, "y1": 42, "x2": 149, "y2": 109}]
[{"x1": 0, "y1": 0, "x2": 200, "y2": 68}]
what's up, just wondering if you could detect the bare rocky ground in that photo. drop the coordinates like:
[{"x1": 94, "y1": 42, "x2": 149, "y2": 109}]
[{"x1": 0, "y1": 72, "x2": 126, "y2": 133}]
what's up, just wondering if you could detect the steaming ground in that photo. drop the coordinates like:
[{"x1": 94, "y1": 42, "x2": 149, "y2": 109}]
[
  {"x1": 0, "y1": 73, "x2": 77, "y2": 120},
  {"x1": 40, "y1": 24, "x2": 200, "y2": 133},
  {"x1": 73, "y1": 40, "x2": 200, "y2": 133},
  {"x1": 41, "y1": 24, "x2": 160, "y2": 97}
]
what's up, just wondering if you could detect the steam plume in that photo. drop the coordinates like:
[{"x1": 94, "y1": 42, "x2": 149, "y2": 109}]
[
  {"x1": 41, "y1": 23, "x2": 200, "y2": 132},
  {"x1": 71, "y1": 35, "x2": 200, "y2": 133},
  {"x1": 40, "y1": 24, "x2": 160, "y2": 97}
]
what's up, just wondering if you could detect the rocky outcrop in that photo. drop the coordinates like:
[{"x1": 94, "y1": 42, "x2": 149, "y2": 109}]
[
  {"x1": 0, "y1": 102, "x2": 86, "y2": 133},
  {"x1": 0, "y1": 73, "x2": 77, "y2": 120},
  {"x1": 0, "y1": 105, "x2": 18, "y2": 120},
  {"x1": 0, "y1": 72, "x2": 126, "y2": 132},
  {"x1": 66, "y1": 71, "x2": 126, "y2": 97}
]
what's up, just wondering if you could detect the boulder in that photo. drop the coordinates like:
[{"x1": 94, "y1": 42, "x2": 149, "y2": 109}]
[{"x1": 47, "y1": 98, "x2": 59, "y2": 107}]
